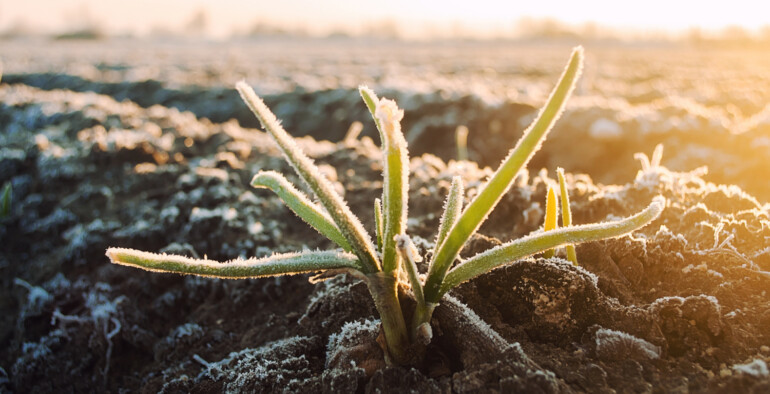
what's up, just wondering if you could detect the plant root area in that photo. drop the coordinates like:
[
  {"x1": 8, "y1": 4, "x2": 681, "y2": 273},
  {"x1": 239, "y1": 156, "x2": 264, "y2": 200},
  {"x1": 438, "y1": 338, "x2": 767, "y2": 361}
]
[{"x1": 2, "y1": 42, "x2": 770, "y2": 393}]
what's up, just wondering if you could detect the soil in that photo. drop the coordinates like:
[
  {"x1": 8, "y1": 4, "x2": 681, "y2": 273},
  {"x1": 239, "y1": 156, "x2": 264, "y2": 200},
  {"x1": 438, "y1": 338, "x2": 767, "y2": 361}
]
[{"x1": 1, "y1": 39, "x2": 769, "y2": 393}]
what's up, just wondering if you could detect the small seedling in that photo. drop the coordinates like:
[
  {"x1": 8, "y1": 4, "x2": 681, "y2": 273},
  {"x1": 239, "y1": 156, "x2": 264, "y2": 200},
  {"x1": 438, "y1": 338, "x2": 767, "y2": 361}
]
[
  {"x1": 0, "y1": 182, "x2": 11, "y2": 219},
  {"x1": 107, "y1": 47, "x2": 663, "y2": 366},
  {"x1": 343, "y1": 121, "x2": 364, "y2": 145},
  {"x1": 455, "y1": 125, "x2": 469, "y2": 161},
  {"x1": 557, "y1": 168, "x2": 579, "y2": 265},
  {"x1": 541, "y1": 168, "x2": 578, "y2": 265},
  {"x1": 542, "y1": 185, "x2": 559, "y2": 259}
]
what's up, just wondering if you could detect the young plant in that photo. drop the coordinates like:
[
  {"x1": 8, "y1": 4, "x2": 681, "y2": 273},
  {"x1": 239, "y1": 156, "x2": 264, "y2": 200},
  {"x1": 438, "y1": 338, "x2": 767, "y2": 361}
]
[
  {"x1": 557, "y1": 167, "x2": 579, "y2": 265},
  {"x1": 540, "y1": 168, "x2": 579, "y2": 265},
  {"x1": 542, "y1": 185, "x2": 559, "y2": 259},
  {"x1": 107, "y1": 47, "x2": 664, "y2": 366},
  {"x1": 455, "y1": 125, "x2": 469, "y2": 161},
  {"x1": 0, "y1": 182, "x2": 11, "y2": 219}
]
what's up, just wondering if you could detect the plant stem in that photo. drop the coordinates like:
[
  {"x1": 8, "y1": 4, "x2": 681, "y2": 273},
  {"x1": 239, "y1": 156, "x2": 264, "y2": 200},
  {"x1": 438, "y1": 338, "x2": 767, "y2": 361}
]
[
  {"x1": 410, "y1": 302, "x2": 436, "y2": 342},
  {"x1": 366, "y1": 272, "x2": 411, "y2": 365}
]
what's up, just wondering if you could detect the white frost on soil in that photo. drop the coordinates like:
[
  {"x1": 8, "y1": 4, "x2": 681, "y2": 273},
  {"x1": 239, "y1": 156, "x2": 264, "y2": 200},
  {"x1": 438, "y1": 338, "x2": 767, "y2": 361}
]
[
  {"x1": 190, "y1": 206, "x2": 238, "y2": 223},
  {"x1": 13, "y1": 278, "x2": 53, "y2": 318},
  {"x1": 595, "y1": 328, "x2": 661, "y2": 361},
  {"x1": 196, "y1": 336, "x2": 313, "y2": 394},
  {"x1": 732, "y1": 359, "x2": 769, "y2": 378},
  {"x1": 326, "y1": 319, "x2": 380, "y2": 369}
]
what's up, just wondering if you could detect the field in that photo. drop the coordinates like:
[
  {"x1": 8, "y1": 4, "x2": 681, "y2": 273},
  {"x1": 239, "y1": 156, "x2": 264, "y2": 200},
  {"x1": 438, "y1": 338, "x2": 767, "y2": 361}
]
[{"x1": 1, "y1": 38, "x2": 769, "y2": 392}]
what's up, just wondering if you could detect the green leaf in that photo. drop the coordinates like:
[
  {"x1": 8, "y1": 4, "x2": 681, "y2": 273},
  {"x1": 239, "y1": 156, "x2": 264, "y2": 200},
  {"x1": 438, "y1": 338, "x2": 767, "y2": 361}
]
[
  {"x1": 251, "y1": 171, "x2": 352, "y2": 252},
  {"x1": 359, "y1": 86, "x2": 385, "y2": 143},
  {"x1": 424, "y1": 46, "x2": 584, "y2": 303},
  {"x1": 107, "y1": 247, "x2": 362, "y2": 278},
  {"x1": 237, "y1": 82, "x2": 380, "y2": 273},
  {"x1": 0, "y1": 182, "x2": 11, "y2": 218},
  {"x1": 395, "y1": 234, "x2": 425, "y2": 307},
  {"x1": 361, "y1": 89, "x2": 410, "y2": 273},
  {"x1": 374, "y1": 198, "x2": 384, "y2": 251},
  {"x1": 432, "y1": 176, "x2": 463, "y2": 258},
  {"x1": 379, "y1": 100, "x2": 409, "y2": 273},
  {"x1": 439, "y1": 196, "x2": 665, "y2": 296},
  {"x1": 557, "y1": 168, "x2": 578, "y2": 265}
]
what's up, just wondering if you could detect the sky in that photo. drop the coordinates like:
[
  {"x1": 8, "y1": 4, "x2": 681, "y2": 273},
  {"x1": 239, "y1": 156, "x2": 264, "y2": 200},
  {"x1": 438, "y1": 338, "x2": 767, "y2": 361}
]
[{"x1": 1, "y1": 0, "x2": 769, "y2": 39}]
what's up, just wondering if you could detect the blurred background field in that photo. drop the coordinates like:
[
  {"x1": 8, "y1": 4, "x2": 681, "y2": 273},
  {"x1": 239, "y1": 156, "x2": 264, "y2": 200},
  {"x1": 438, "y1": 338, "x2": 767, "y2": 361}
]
[{"x1": 3, "y1": 33, "x2": 770, "y2": 202}]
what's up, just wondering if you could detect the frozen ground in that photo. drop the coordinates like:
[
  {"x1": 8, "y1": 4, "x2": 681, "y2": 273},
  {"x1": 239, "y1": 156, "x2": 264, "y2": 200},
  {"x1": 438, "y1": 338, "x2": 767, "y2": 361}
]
[{"x1": 1, "y1": 38, "x2": 769, "y2": 392}]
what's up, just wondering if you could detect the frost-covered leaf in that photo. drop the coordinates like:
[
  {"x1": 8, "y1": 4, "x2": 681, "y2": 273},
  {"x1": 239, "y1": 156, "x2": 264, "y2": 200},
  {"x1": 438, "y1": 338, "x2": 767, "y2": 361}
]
[
  {"x1": 440, "y1": 196, "x2": 664, "y2": 295},
  {"x1": 362, "y1": 88, "x2": 410, "y2": 273},
  {"x1": 107, "y1": 247, "x2": 362, "y2": 278},
  {"x1": 252, "y1": 171, "x2": 351, "y2": 252},
  {"x1": 425, "y1": 46, "x2": 584, "y2": 303},
  {"x1": 557, "y1": 168, "x2": 578, "y2": 265},
  {"x1": 432, "y1": 176, "x2": 464, "y2": 258},
  {"x1": 237, "y1": 82, "x2": 380, "y2": 273},
  {"x1": 395, "y1": 234, "x2": 425, "y2": 306}
]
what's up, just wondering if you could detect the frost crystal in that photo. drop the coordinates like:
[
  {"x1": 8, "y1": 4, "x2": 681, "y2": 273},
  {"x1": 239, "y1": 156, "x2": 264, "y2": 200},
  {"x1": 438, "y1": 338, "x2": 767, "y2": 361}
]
[
  {"x1": 196, "y1": 336, "x2": 316, "y2": 393},
  {"x1": 326, "y1": 319, "x2": 380, "y2": 369},
  {"x1": 14, "y1": 278, "x2": 53, "y2": 317}
]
